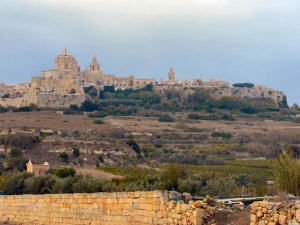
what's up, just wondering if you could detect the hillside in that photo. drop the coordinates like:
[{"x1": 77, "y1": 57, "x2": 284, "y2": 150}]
[{"x1": 0, "y1": 86, "x2": 299, "y2": 197}]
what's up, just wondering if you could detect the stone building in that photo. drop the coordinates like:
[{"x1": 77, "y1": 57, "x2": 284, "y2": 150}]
[
  {"x1": 26, "y1": 160, "x2": 50, "y2": 176},
  {"x1": 0, "y1": 49, "x2": 155, "y2": 108}
]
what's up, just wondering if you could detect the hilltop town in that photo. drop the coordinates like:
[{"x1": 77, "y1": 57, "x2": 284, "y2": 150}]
[{"x1": 0, "y1": 49, "x2": 287, "y2": 108}]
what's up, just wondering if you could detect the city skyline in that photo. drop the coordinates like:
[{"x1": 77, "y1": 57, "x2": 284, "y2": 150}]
[{"x1": 1, "y1": 0, "x2": 300, "y2": 105}]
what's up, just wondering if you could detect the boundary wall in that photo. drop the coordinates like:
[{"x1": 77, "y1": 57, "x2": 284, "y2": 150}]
[{"x1": 0, "y1": 191, "x2": 213, "y2": 225}]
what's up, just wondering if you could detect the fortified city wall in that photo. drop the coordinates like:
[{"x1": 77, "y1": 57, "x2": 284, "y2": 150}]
[
  {"x1": 154, "y1": 85, "x2": 286, "y2": 107},
  {"x1": 0, "y1": 191, "x2": 214, "y2": 225},
  {"x1": 37, "y1": 93, "x2": 86, "y2": 108}
]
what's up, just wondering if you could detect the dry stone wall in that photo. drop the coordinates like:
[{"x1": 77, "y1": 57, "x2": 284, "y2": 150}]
[
  {"x1": 250, "y1": 200, "x2": 300, "y2": 225},
  {"x1": 0, "y1": 191, "x2": 214, "y2": 225}
]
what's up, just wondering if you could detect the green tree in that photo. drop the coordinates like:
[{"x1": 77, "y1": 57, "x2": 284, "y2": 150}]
[
  {"x1": 72, "y1": 148, "x2": 80, "y2": 158},
  {"x1": 59, "y1": 152, "x2": 69, "y2": 163}
]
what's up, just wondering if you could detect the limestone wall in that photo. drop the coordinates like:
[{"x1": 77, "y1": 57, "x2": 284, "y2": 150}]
[
  {"x1": 0, "y1": 191, "x2": 214, "y2": 225},
  {"x1": 37, "y1": 93, "x2": 86, "y2": 108},
  {"x1": 154, "y1": 85, "x2": 286, "y2": 107},
  {"x1": 250, "y1": 200, "x2": 300, "y2": 225}
]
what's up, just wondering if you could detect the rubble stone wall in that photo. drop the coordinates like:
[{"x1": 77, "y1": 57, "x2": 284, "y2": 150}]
[
  {"x1": 250, "y1": 200, "x2": 300, "y2": 225},
  {"x1": 0, "y1": 191, "x2": 213, "y2": 225}
]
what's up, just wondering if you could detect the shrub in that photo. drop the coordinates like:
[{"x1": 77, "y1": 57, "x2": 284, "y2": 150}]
[
  {"x1": 59, "y1": 152, "x2": 69, "y2": 163},
  {"x1": 9, "y1": 148, "x2": 23, "y2": 158},
  {"x1": 98, "y1": 155, "x2": 104, "y2": 163},
  {"x1": 211, "y1": 132, "x2": 232, "y2": 140},
  {"x1": 274, "y1": 151, "x2": 300, "y2": 196},
  {"x1": 158, "y1": 114, "x2": 174, "y2": 122},
  {"x1": 0, "y1": 106, "x2": 9, "y2": 113},
  {"x1": 187, "y1": 114, "x2": 200, "y2": 120},
  {"x1": 53, "y1": 168, "x2": 76, "y2": 178},
  {"x1": 233, "y1": 83, "x2": 255, "y2": 88},
  {"x1": 0, "y1": 171, "x2": 32, "y2": 194},
  {"x1": 5, "y1": 134, "x2": 41, "y2": 149},
  {"x1": 93, "y1": 119, "x2": 104, "y2": 124},
  {"x1": 1, "y1": 93, "x2": 9, "y2": 98},
  {"x1": 88, "y1": 112, "x2": 108, "y2": 118},
  {"x1": 80, "y1": 100, "x2": 98, "y2": 112},
  {"x1": 72, "y1": 148, "x2": 80, "y2": 158},
  {"x1": 241, "y1": 106, "x2": 257, "y2": 114},
  {"x1": 6, "y1": 148, "x2": 27, "y2": 171},
  {"x1": 84, "y1": 86, "x2": 98, "y2": 97},
  {"x1": 126, "y1": 139, "x2": 141, "y2": 155},
  {"x1": 162, "y1": 164, "x2": 186, "y2": 191}
]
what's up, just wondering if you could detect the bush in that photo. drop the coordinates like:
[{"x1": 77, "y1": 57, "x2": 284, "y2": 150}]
[
  {"x1": 13, "y1": 104, "x2": 38, "y2": 112},
  {"x1": 162, "y1": 165, "x2": 186, "y2": 190},
  {"x1": 88, "y1": 112, "x2": 108, "y2": 118},
  {"x1": 84, "y1": 86, "x2": 98, "y2": 97},
  {"x1": 274, "y1": 151, "x2": 300, "y2": 195},
  {"x1": 98, "y1": 155, "x2": 104, "y2": 163},
  {"x1": 0, "y1": 171, "x2": 32, "y2": 194},
  {"x1": 126, "y1": 139, "x2": 141, "y2": 155},
  {"x1": 93, "y1": 119, "x2": 104, "y2": 124},
  {"x1": 158, "y1": 114, "x2": 174, "y2": 122},
  {"x1": 53, "y1": 168, "x2": 76, "y2": 178},
  {"x1": 233, "y1": 83, "x2": 255, "y2": 88},
  {"x1": 187, "y1": 114, "x2": 200, "y2": 120},
  {"x1": 211, "y1": 132, "x2": 232, "y2": 140},
  {"x1": 241, "y1": 106, "x2": 257, "y2": 114},
  {"x1": 9, "y1": 148, "x2": 23, "y2": 158},
  {"x1": 1, "y1": 93, "x2": 9, "y2": 98},
  {"x1": 80, "y1": 100, "x2": 98, "y2": 112},
  {"x1": 6, "y1": 148, "x2": 28, "y2": 171},
  {"x1": 72, "y1": 148, "x2": 80, "y2": 158},
  {"x1": 59, "y1": 152, "x2": 69, "y2": 163}
]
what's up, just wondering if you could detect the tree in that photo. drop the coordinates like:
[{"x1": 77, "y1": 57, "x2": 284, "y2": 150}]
[
  {"x1": 126, "y1": 139, "x2": 141, "y2": 155},
  {"x1": 84, "y1": 86, "x2": 98, "y2": 97},
  {"x1": 80, "y1": 101, "x2": 98, "y2": 112},
  {"x1": 72, "y1": 148, "x2": 80, "y2": 158},
  {"x1": 53, "y1": 168, "x2": 76, "y2": 178},
  {"x1": 59, "y1": 152, "x2": 69, "y2": 163}
]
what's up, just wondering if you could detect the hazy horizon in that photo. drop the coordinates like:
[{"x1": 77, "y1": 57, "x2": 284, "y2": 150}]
[{"x1": 1, "y1": 0, "x2": 300, "y2": 105}]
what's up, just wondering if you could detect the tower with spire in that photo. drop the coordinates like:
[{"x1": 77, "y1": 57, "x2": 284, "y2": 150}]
[
  {"x1": 168, "y1": 67, "x2": 175, "y2": 83},
  {"x1": 89, "y1": 56, "x2": 102, "y2": 73}
]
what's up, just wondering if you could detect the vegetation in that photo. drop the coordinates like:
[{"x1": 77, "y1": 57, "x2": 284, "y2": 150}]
[
  {"x1": 53, "y1": 168, "x2": 76, "y2": 178},
  {"x1": 84, "y1": 86, "x2": 98, "y2": 97},
  {"x1": 232, "y1": 83, "x2": 255, "y2": 88},
  {"x1": 126, "y1": 139, "x2": 141, "y2": 155},
  {"x1": 158, "y1": 114, "x2": 174, "y2": 122},
  {"x1": 274, "y1": 148, "x2": 300, "y2": 196},
  {"x1": 211, "y1": 132, "x2": 232, "y2": 140},
  {"x1": 1, "y1": 93, "x2": 9, "y2": 99},
  {"x1": 72, "y1": 148, "x2": 80, "y2": 158},
  {"x1": 93, "y1": 119, "x2": 104, "y2": 124},
  {"x1": 59, "y1": 152, "x2": 69, "y2": 163}
]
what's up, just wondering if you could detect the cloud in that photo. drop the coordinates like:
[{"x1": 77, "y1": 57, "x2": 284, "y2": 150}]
[{"x1": 0, "y1": 0, "x2": 300, "y2": 104}]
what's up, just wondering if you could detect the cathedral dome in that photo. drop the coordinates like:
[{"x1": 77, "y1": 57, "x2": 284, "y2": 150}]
[{"x1": 55, "y1": 49, "x2": 80, "y2": 72}]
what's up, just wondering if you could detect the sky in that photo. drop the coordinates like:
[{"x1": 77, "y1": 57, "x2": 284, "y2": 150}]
[{"x1": 0, "y1": 0, "x2": 300, "y2": 105}]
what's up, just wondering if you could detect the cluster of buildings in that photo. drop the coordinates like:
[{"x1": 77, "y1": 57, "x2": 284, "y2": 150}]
[{"x1": 0, "y1": 49, "x2": 287, "y2": 108}]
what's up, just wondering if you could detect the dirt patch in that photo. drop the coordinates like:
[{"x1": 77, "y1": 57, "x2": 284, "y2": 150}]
[
  {"x1": 210, "y1": 208, "x2": 250, "y2": 225},
  {"x1": 75, "y1": 168, "x2": 124, "y2": 180}
]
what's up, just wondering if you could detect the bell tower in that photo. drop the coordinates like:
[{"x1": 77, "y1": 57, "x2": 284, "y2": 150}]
[
  {"x1": 89, "y1": 56, "x2": 102, "y2": 73},
  {"x1": 168, "y1": 67, "x2": 175, "y2": 83}
]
